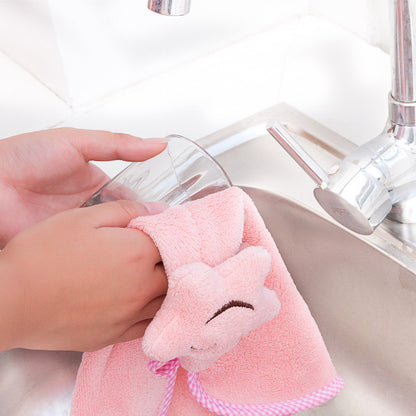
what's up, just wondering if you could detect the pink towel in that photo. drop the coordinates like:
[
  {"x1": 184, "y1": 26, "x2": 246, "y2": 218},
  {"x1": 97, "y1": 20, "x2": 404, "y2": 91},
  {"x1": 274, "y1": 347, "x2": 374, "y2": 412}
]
[{"x1": 71, "y1": 187, "x2": 343, "y2": 416}]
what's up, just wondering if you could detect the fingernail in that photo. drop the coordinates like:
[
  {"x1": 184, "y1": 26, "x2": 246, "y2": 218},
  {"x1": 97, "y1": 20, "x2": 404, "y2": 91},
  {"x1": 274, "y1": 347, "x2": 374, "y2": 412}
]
[
  {"x1": 143, "y1": 138, "x2": 169, "y2": 144},
  {"x1": 144, "y1": 201, "x2": 170, "y2": 215}
]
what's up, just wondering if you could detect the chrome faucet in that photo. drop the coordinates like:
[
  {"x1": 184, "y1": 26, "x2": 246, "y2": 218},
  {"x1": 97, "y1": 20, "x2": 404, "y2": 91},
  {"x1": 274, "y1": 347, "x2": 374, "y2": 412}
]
[
  {"x1": 148, "y1": 0, "x2": 191, "y2": 16},
  {"x1": 268, "y1": 0, "x2": 416, "y2": 237}
]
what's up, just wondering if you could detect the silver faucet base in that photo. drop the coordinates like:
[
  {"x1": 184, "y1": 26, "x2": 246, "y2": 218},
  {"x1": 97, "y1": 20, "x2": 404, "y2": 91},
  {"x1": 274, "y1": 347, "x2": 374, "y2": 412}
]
[
  {"x1": 266, "y1": 104, "x2": 416, "y2": 249},
  {"x1": 269, "y1": 101, "x2": 416, "y2": 237},
  {"x1": 268, "y1": 0, "x2": 416, "y2": 239},
  {"x1": 313, "y1": 186, "x2": 390, "y2": 235}
]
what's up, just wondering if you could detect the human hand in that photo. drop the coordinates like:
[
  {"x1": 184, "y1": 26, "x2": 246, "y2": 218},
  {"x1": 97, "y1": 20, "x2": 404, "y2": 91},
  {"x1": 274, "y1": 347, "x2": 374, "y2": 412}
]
[
  {"x1": 0, "y1": 200, "x2": 168, "y2": 352},
  {"x1": 0, "y1": 128, "x2": 167, "y2": 248}
]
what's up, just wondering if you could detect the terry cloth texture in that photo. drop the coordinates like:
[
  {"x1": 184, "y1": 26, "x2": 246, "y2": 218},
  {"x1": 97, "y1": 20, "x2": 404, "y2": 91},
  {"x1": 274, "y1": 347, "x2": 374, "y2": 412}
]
[{"x1": 71, "y1": 186, "x2": 343, "y2": 416}]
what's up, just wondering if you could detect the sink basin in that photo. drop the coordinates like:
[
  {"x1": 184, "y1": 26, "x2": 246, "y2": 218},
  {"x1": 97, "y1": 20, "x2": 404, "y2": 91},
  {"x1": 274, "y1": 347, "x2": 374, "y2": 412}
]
[
  {"x1": 1, "y1": 104, "x2": 415, "y2": 415},
  {"x1": 243, "y1": 187, "x2": 416, "y2": 415}
]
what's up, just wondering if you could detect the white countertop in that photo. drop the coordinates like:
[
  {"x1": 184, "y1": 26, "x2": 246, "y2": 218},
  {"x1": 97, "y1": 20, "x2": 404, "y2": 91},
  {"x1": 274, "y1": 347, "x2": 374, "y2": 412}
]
[{"x1": 0, "y1": 13, "x2": 391, "y2": 176}]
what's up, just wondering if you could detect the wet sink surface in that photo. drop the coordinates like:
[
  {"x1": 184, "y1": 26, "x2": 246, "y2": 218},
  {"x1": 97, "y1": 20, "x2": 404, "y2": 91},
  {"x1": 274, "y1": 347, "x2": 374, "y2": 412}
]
[{"x1": 1, "y1": 104, "x2": 416, "y2": 415}]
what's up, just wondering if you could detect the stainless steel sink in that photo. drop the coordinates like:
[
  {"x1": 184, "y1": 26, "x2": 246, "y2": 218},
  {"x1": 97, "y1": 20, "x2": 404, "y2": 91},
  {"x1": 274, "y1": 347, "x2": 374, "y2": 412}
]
[
  {"x1": 1, "y1": 104, "x2": 416, "y2": 415},
  {"x1": 243, "y1": 187, "x2": 416, "y2": 415}
]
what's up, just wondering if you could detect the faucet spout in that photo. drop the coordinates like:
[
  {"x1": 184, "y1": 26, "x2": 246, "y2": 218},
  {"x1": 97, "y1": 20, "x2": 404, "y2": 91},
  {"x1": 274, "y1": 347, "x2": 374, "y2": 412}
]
[{"x1": 147, "y1": 0, "x2": 191, "y2": 16}]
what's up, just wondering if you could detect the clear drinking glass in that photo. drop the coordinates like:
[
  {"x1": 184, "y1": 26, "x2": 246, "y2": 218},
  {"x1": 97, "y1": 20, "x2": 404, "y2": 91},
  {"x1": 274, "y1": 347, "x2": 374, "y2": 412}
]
[{"x1": 82, "y1": 135, "x2": 232, "y2": 207}]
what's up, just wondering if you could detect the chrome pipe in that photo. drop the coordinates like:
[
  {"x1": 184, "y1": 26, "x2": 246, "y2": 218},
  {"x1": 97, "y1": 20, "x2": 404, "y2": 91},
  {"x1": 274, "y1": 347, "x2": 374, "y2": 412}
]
[
  {"x1": 147, "y1": 0, "x2": 191, "y2": 16},
  {"x1": 390, "y1": 0, "x2": 416, "y2": 125},
  {"x1": 391, "y1": 0, "x2": 416, "y2": 102}
]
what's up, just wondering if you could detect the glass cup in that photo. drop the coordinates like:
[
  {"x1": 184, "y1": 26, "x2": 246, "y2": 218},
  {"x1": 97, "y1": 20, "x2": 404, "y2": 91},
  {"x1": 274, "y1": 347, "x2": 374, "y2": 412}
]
[{"x1": 82, "y1": 135, "x2": 232, "y2": 207}]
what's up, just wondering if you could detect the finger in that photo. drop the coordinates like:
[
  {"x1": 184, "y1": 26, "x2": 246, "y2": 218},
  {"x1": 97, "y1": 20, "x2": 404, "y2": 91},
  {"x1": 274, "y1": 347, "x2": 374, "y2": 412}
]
[
  {"x1": 116, "y1": 295, "x2": 166, "y2": 343},
  {"x1": 135, "y1": 295, "x2": 166, "y2": 322},
  {"x1": 114, "y1": 320, "x2": 152, "y2": 343},
  {"x1": 96, "y1": 182, "x2": 141, "y2": 202},
  {"x1": 96, "y1": 226, "x2": 163, "y2": 266},
  {"x1": 58, "y1": 127, "x2": 167, "y2": 162},
  {"x1": 143, "y1": 201, "x2": 170, "y2": 215},
  {"x1": 153, "y1": 262, "x2": 168, "y2": 296},
  {"x1": 148, "y1": 263, "x2": 168, "y2": 299},
  {"x1": 79, "y1": 200, "x2": 151, "y2": 228}
]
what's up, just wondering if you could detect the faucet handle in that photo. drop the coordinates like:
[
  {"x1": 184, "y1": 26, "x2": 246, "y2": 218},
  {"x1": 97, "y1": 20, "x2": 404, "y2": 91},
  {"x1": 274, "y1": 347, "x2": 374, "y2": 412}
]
[
  {"x1": 267, "y1": 119, "x2": 392, "y2": 235},
  {"x1": 266, "y1": 120, "x2": 329, "y2": 188}
]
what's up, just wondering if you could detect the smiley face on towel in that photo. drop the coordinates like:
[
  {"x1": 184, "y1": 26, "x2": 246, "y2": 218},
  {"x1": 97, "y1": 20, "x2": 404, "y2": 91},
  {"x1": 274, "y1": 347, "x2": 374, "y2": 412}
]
[{"x1": 142, "y1": 246, "x2": 280, "y2": 372}]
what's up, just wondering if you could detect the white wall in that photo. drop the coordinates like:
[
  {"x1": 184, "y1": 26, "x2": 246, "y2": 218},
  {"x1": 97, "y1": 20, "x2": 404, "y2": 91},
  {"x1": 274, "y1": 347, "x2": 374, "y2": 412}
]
[
  {"x1": 48, "y1": 0, "x2": 307, "y2": 107},
  {"x1": 0, "y1": 0, "x2": 68, "y2": 100},
  {"x1": 0, "y1": 0, "x2": 392, "y2": 108},
  {"x1": 311, "y1": 0, "x2": 390, "y2": 52},
  {"x1": 0, "y1": 0, "x2": 309, "y2": 107},
  {"x1": 0, "y1": 0, "x2": 393, "y2": 145}
]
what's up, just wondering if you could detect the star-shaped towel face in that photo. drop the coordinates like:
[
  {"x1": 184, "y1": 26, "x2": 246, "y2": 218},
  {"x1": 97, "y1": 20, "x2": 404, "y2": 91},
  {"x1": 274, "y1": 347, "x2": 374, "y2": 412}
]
[{"x1": 142, "y1": 246, "x2": 281, "y2": 372}]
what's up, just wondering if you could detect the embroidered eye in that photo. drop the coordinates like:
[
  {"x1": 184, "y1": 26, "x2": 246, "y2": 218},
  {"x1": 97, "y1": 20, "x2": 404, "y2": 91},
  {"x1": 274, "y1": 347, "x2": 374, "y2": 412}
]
[{"x1": 205, "y1": 300, "x2": 254, "y2": 324}]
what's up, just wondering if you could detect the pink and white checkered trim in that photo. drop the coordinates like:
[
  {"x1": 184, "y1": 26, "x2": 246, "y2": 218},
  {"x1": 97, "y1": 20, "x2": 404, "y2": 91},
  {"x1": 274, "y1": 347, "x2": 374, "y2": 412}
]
[
  {"x1": 148, "y1": 359, "x2": 344, "y2": 416},
  {"x1": 148, "y1": 359, "x2": 180, "y2": 416},
  {"x1": 187, "y1": 372, "x2": 344, "y2": 415}
]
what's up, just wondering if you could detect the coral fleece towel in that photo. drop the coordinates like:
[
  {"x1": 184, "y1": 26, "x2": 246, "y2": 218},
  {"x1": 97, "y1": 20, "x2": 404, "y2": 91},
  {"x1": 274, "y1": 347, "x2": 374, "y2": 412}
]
[{"x1": 71, "y1": 187, "x2": 343, "y2": 416}]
